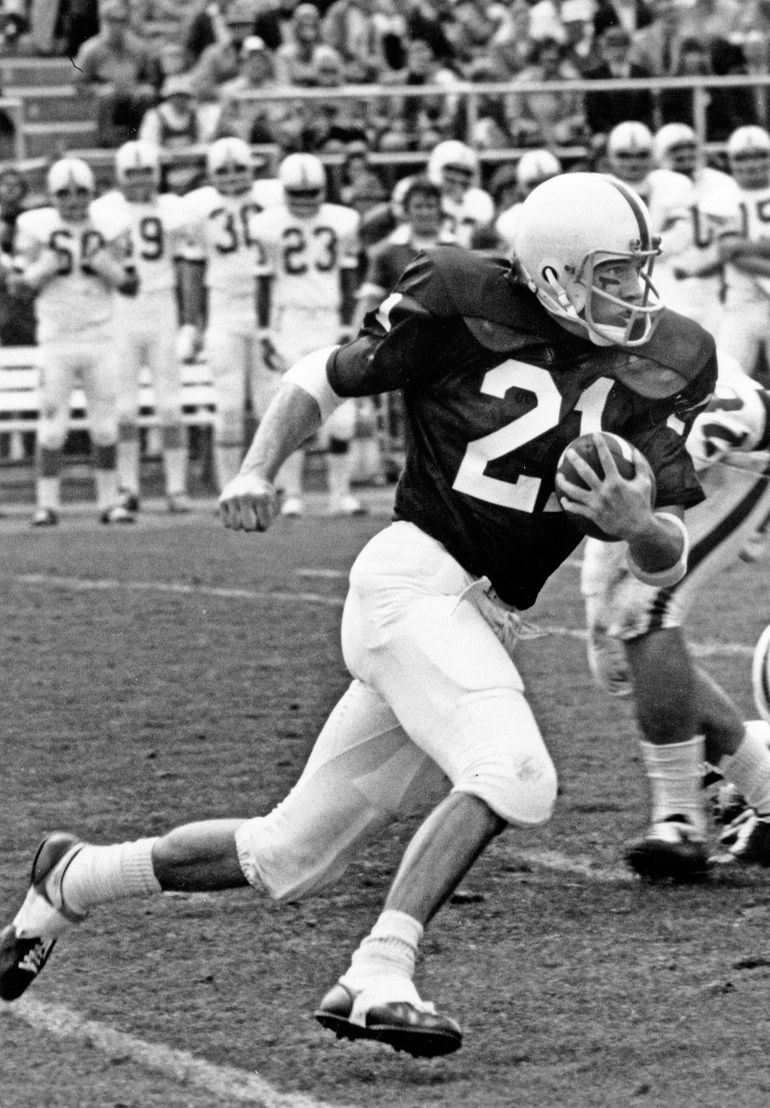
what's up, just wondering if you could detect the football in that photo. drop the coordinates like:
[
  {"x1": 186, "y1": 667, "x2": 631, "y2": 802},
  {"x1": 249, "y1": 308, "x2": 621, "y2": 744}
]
[
  {"x1": 555, "y1": 431, "x2": 656, "y2": 542},
  {"x1": 752, "y1": 624, "x2": 770, "y2": 724}
]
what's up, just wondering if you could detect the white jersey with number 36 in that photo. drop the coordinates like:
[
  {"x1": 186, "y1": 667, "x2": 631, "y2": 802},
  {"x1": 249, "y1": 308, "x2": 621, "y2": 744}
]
[{"x1": 181, "y1": 184, "x2": 268, "y2": 297}]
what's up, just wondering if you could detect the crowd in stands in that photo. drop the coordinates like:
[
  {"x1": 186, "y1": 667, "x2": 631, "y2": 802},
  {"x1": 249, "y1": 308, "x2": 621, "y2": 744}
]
[{"x1": 0, "y1": 0, "x2": 769, "y2": 156}]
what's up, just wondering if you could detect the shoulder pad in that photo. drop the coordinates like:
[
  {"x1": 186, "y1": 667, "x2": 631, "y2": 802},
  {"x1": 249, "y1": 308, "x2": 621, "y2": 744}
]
[{"x1": 609, "y1": 310, "x2": 717, "y2": 400}]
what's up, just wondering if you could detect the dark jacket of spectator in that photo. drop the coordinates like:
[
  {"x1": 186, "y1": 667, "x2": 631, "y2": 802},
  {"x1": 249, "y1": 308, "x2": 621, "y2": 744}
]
[{"x1": 583, "y1": 26, "x2": 655, "y2": 134}]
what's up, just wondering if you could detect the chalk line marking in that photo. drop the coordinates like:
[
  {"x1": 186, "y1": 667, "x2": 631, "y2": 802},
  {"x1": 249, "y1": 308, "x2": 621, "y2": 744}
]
[
  {"x1": 1, "y1": 997, "x2": 354, "y2": 1108},
  {"x1": 13, "y1": 573, "x2": 755, "y2": 659}
]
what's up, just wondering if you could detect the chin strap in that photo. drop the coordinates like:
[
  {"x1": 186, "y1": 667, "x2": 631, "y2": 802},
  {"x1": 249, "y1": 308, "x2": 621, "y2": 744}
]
[{"x1": 542, "y1": 267, "x2": 581, "y2": 319}]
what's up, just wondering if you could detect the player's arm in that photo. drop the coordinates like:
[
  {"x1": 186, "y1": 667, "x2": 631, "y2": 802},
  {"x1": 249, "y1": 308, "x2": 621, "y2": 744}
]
[
  {"x1": 88, "y1": 230, "x2": 139, "y2": 294},
  {"x1": 11, "y1": 224, "x2": 60, "y2": 293},
  {"x1": 556, "y1": 435, "x2": 689, "y2": 585}
]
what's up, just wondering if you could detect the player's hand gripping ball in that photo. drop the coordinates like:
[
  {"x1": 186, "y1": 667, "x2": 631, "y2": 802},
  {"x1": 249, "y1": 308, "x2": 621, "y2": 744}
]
[{"x1": 555, "y1": 431, "x2": 656, "y2": 541}]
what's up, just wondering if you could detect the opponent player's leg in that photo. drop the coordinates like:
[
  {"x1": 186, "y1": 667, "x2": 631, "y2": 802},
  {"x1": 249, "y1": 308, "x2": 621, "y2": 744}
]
[
  {"x1": 31, "y1": 345, "x2": 74, "y2": 526},
  {"x1": 82, "y1": 342, "x2": 134, "y2": 523},
  {"x1": 114, "y1": 329, "x2": 143, "y2": 511},
  {"x1": 316, "y1": 523, "x2": 557, "y2": 1054},
  {"x1": 150, "y1": 328, "x2": 191, "y2": 511}
]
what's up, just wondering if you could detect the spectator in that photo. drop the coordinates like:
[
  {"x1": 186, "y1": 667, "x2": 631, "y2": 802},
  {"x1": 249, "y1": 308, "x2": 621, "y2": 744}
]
[
  {"x1": 252, "y1": 0, "x2": 298, "y2": 51},
  {"x1": 73, "y1": 0, "x2": 162, "y2": 148},
  {"x1": 301, "y1": 54, "x2": 371, "y2": 150},
  {"x1": 0, "y1": 10, "x2": 37, "y2": 55},
  {"x1": 322, "y1": 0, "x2": 387, "y2": 82},
  {"x1": 273, "y1": 3, "x2": 344, "y2": 85},
  {"x1": 561, "y1": 0, "x2": 603, "y2": 73},
  {"x1": 403, "y1": 0, "x2": 457, "y2": 67},
  {"x1": 593, "y1": 0, "x2": 654, "y2": 37},
  {"x1": 60, "y1": 0, "x2": 100, "y2": 56},
  {"x1": 139, "y1": 73, "x2": 220, "y2": 149},
  {"x1": 506, "y1": 36, "x2": 587, "y2": 147},
  {"x1": 705, "y1": 34, "x2": 763, "y2": 143},
  {"x1": 0, "y1": 168, "x2": 36, "y2": 346},
  {"x1": 462, "y1": 57, "x2": 512, "y2": 149},
  {"x1": 181, "y1": 0, "x2": 259, "y2": 67},
  {"x1": 188, "y1": 2, "x2": 266, "y2": 101},
  {"x1": 445, "y1": 0, "x2": 503, "y2": 73},
  {"x1": 679, "y1": 0, "x2": 744, "y2": 42},
  {"x1": 740, "y1": 31, "x2": 770, "y2": 132},
  {"x1": 629, "y1": 0, "x2": 690, "y2": 76},
  {"x1": 379, "y1": 37, "x2": 461, "y2": 152},
  {"x1": 370, "y1": 0, "x2": 408, "y2": 71},
  {"x1": 583, "y1": 24, "x2": 655, "y2": 137},
  {"x1": 489, "y1": 0, "x2": 534, "y2": 77},
  {"x1": 157, "y1": 40, "x2": 189, "y2": 80},
  {"x1": 216, "y1": 34, "x2": 283, "y2": 143},
  {"x1": 658, "y1": 36, "x2": 714, "y2": 130}
]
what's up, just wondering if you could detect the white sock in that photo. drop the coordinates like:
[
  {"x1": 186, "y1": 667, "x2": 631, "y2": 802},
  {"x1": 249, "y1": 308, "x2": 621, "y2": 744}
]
[
  {"x1": 640, "y1": 735, "x2": 707, "y2": 834},
  {"x1": 720, "y1": 720, "x2": 770, "y2": 815},
  {"x1": 326, "y1": 450, "x2": 352, "y2": 503},
  {"x1": 164, "y1": 446, "x2": 187, "y2": 498},
  {"x1": 94, "y1": 468, "x2": 119, "y2": 511},
  {"x1": 117, "y1": 438, "x2": 140, "y2": 494},
  {"x1": 59, "y1": 838, "x2": 161, "y2": 915},
  {"x1": 341, "y1": 909, "x2": 423, "y2": 994},
  {"x1": 36, "y1": 476, "x2": 60, "y2": 511}
]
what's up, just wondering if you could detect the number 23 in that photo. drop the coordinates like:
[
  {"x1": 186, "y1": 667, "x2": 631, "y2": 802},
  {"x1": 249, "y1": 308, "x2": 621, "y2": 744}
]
[{"x1": 453, "y1": 360, "x2": 613, "y2": 511}]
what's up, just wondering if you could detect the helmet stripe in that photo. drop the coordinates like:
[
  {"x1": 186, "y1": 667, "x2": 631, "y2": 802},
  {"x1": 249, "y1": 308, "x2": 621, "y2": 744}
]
[{"x1": 604, "y1": 177, "x2": 651, "y2": 251}]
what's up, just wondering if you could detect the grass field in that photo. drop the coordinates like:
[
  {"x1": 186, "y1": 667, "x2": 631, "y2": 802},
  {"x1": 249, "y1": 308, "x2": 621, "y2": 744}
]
[{"x1": 2, "y1": 488, "x2": 770, "y2": 1108}]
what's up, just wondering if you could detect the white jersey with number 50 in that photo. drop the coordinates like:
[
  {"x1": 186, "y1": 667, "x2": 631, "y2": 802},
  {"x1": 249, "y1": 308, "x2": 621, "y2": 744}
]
[
  {"x1": 252, "y1": 202, "x2": 359, "y2": 312},
  {"x1": 15, "y1": 203, "x2": 130, "y2": 342}
]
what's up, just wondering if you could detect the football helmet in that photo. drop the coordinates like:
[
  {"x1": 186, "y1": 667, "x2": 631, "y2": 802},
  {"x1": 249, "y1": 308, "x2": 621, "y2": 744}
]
[
  {"x1": 513, "y1": 172, "x2": 663, "y2": 347},
  {"x1": 606, "y1": 121, "x2": 653, "y2": 185},
  {"x1": 727, "y1": 125, "x2": 770, "y2": 190},
  {"x1": 115, "y1": 140, "x2": 161, "y2": 202},
  {"x1": 279, "y1": 153, "x2": 326, "y2": 218},
  {"x1": 206, "y1": 137, "x2": 253, "y2": 196},
  {"x1": 47, "y1": 157, "x2": 95, "y2": 222},
  {"x1": 427, "y1": 140, "x2": 478, "y2": 200},
  {"x1": 653, "y1": 123, "x2": 699, "y2": 177},
  {"x1": 516, "y1": 149, "x2": 562, "y2": 195}
]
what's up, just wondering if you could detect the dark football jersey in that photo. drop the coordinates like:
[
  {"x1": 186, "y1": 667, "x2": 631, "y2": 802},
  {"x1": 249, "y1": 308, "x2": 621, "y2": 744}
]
[{"x1": 328, "y1": 248, "x2": 717, "y2": 609}]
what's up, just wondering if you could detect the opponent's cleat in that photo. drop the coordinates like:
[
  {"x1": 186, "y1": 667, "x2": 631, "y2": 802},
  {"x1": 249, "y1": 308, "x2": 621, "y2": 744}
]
[
  {"x1": 713, "y1": 810, "x2": 770, "y2": 866},
  {"x1": 100, "y1": 504, "x2": 135, "y2": 525},
  {"x1": 330, "y1": 494, "x2": 368, "y2": 517},
  {"x1": 281, "y1": 496, "x2": 304, "y2": 518},
  {"x1": 166, "y1": 493, "x2": 193, "y2": 514},
  {"x1": 119, "y1": 489, "x2": 140, "y2": 513},
  {"x1": 625, "y1": 816, "x2": 710, "y2": 882},
  {"x1": 314, "y1": 982, "x2": 462, "y2": 1058},
  {"x1": 0, "y1": 832, "x2": 85, "y2": 1001},
  {"x1": 31, "y1": 507, "x2": 59, "y2": 527}
]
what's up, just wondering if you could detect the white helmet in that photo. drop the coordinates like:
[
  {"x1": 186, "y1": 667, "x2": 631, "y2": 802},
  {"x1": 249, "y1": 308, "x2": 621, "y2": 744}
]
[
  {"x1": 427, "y1": 140, "x2": 478, "y2": 199},
  {"x1": 513, "y1": 173, "x2": 663, "y2": 348},
  {"x1": 727, "y1": 125, "x2": 770, "y2": 190},
  {"x1": 207, "y1": 137, "x2": 253, "y2": 196},
  {"x1": 516, "y1": 149, "x2": 562, "y2": 194},
  {"x1": 115, "y1": 140, "x2": 161, "y2": 201},
  {"x1": 606, "y1": 121, "x2": 653, "y2": 184},
  {"x1": 653, "y1": 123, "x2": 699, "y2": 177},
  {"x1": 278, "y1": 153, "x2": 326, "y2": 217},
  {"x1": 47, "y1": 156, "x2": 94, "y2": 222}
]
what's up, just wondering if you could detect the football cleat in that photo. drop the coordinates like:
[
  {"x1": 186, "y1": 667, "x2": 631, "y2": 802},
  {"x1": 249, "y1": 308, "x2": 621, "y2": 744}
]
[
  {"x1": 314, "y1": 982, "x2": 462, "y2": 1058},
  {"x1": 100, "y1": 504, "x2": 135, "y2": 525},
  {"x1": 280, "y1": 496, "x2": 304, "y2": 518},
  {"x1": 625, "y1": 816, "x2": 710, "y2": 882},
  {"x1": 713, "y1": 810, "x2": 770, "y2": 866},
  {"x1": 31, "y1": 507, "x2": 59, "y2": 527},
  {"x1": 119, "y1": 489, "x2": 140, "y2": 513},
  {"x1": 166, "y1": 493, "x2": 193, "y2": 514},
  {"x1": 0, "y1": 832, "x2": 85, "y2": 1002},
  {"x1": 330, "y1": 494, "x2": 367, "y2": 517}
]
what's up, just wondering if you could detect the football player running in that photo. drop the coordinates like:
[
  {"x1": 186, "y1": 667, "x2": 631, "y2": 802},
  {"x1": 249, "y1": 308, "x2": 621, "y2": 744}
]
[
  {"x1": 10, "y1": 157, "x2": 138, "y2": 526},
  {"x1": 0, "y1": 174, "x2": 715, "y2": 1057},
  {"x1": 651, "y1": 122, "x2": 739, "y2": 338},
  {"x1": 426, "y1": 139, "x2": 495, "y2": 249},
  {"x1": 179, "y1": 137, "x2": 281, "y2": 492},
  {"x1": 93, "y1": 140, "x2": 195, "y2": 514},
  {"x1": 250, "y1": 153, "x2": 365, "y2": 517},
  {"x1": 583, "y1": 357, "x2": 770, "y2": 878}
]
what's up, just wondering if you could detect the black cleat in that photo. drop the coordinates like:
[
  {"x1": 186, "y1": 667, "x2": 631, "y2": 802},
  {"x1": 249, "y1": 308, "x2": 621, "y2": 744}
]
[
  {"x1": 314, "y1": 982, "x2": 462, "y2": 1058},
  {"x1": 713, "y1": 810, "x2": 770, "y2": 866},
  {"x1": 625, "y1": 816, "x2": 710, "y2": 883}
]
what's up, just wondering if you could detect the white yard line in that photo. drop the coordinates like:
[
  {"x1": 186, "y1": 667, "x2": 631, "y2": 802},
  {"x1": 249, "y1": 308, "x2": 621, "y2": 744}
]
[
  {"x1": 13, "y1": 573, "x2": 756, "y2": 658},
  {"x1": 1, "y1": 997, "x2": 354, "y2": 1108}
]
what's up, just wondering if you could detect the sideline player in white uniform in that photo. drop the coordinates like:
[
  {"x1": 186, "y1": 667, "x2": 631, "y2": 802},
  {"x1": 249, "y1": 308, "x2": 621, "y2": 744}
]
[
  {"x1": 604, "y1": 121, "x2": 695, "y2": 305},
  {"x1": 705, "y1": 126, "x2": 770, "y2": 379},
  {"x1": 426, "y1": 140, "x2": 495, "y2": 249},
  {"x1": 652, "y1": 123, "x2": 739, "y2": 337},
  {"x1": 179, "y1": 137, "x2": 281, "y2": 491},
  {"x1": 251, "y1": 152, "x2": 365, "y2": 517},
  {"x1": 582, "y1": 358, "x2": 770, "y2": 874},
  {"x1": 495, "y1": 148, "x2": 561, "y2": 256},
  {"x1": 10, "y1": 157, "x2": 137, "y2": 526},
  {"x1": 92, "y1": 140, "x2": 194, "y2": 513}
]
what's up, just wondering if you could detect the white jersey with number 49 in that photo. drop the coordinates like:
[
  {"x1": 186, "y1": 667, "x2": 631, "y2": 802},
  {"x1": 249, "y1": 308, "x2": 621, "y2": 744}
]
[
  {"x1": 15, "y1": 203, "x2": 130, "y2": 342},
  {"x1": 252, "y1": 202, "x2": 359, "y2": 312},
  {"x1": 93, "y1": 189, "x2": 191, "y2": 299}
]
